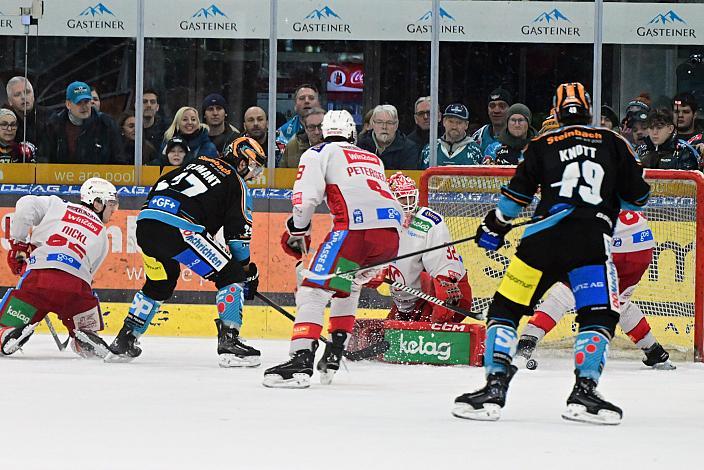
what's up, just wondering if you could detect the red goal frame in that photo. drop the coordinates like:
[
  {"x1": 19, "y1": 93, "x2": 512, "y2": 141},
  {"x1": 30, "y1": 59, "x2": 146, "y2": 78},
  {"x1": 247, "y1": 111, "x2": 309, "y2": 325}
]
[{"x1": 420, "y1": 167, "x2": 704, "y2": 362}]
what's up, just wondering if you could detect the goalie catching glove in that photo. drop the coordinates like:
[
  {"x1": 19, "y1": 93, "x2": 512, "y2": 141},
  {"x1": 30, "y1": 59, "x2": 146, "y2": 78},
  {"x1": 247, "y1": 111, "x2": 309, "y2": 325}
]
[
  {"x1": 476, "y1": 209, "x2": 512, "y2": 251},
  {"x1": 7, "y1": 240, "x2": 35, "y2": 275},
  {"x1": 280, "y1": 216, "x2": 311, "y2": 259}
]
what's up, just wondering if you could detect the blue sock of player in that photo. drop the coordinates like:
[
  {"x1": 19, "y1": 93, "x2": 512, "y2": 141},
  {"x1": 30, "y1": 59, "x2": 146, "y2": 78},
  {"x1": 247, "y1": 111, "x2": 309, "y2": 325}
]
[
  {"x1": 484, "y1": 322, "x2": 518, "y2": 375},
  {"x1": 573, "y1": 328, "x2": 610, "y2": 383},
  {"x1": 216, "y1": 282, "x2": 244, "y2": 330},
  {"x1": 125, "y1": 291, "x2": 163, "y2": 337}
]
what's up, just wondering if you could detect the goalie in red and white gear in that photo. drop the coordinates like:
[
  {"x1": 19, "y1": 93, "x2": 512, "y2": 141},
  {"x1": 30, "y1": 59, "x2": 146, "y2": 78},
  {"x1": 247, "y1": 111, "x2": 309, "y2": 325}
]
[
  {"x1": 0, "y1": 177, "x2": 118, "y2": 358},
  {"x1": 376, "y1": 172, "x2": 473, "y2": 323},
  {"x1": 516, "y1": 210, "x2": 674, "y2": 369},
  {"x1": 265, "y1": 110, "x2": 402, "y2": 388}
]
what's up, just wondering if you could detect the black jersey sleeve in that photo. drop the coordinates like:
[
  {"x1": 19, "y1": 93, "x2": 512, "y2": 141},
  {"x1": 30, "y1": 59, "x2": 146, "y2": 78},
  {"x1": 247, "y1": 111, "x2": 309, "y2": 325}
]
[
  {"x1": 614, "y1": 134, "x2": 650, "y2": 209},
  {"x1": 499, "y1": 141, "x2": 540, "y2": 217}
]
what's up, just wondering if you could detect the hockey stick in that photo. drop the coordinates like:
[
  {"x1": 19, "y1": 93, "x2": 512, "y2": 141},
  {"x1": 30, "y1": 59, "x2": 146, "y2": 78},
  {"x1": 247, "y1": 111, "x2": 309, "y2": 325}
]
[
  {"x1": 301, "y1": 214, "x2": 548, "y2": 282},
  {"x1": 382, "y1": 279, "x2": 485, "y2": 321},
  {"x1": 254, "y1": 291, "x2": 389, "y2": 360},
  {"x1": 44, "y1": 316, "x2": 69, "y2": 351}
]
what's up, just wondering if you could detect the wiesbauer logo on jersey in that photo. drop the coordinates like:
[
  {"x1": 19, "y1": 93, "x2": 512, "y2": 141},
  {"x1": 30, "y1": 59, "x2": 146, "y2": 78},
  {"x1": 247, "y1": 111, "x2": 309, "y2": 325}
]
[
  {"x1": 62, "y1": 210, "x2": 103, "y2": 235},
  {"x1": 343, "y1": 149, "x2": 379, "y2": 165}
]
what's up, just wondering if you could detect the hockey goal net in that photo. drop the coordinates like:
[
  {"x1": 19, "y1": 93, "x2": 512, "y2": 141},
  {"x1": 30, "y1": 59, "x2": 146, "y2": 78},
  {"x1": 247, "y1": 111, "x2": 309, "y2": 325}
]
[{"x1": 420, "y1": 167, "x2": 704, "y2": 362}]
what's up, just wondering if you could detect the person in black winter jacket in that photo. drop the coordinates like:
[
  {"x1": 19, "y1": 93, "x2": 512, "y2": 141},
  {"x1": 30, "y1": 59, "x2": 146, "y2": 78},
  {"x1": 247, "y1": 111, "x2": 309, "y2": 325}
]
[
  {"x1": 39, "y1": 81, "x2": 122, "y2": 164},
  {"x1": 637, "y1": 107, "x2": 700, "y2": 170},
  {"x1": 356, "y1": 104, "x2": 419, "y2": 169}
]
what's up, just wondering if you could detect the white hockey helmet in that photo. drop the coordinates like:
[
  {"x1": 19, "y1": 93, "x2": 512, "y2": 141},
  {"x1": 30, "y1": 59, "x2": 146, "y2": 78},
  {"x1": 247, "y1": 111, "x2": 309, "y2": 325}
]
[
  {"x1": 321, "y1": 110, "x2": 356, "y2": 141},
  {"x1": 387, "y1": 172, "x2": 418, "y2": 215},
  {"x1": 80, "y1": 177, "x2": 118, "y2": 206}
]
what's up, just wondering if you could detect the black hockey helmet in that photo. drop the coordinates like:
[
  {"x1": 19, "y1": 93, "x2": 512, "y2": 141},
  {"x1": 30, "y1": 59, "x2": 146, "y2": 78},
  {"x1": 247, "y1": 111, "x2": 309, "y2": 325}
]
[{"x1": 223, "y1": 136, "x2": 267, "y2": 180}]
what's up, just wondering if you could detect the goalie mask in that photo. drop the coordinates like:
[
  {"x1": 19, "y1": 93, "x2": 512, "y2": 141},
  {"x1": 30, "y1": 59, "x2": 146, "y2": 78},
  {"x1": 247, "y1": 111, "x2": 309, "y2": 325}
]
[
  {"x1": 553, "y1": 82, "x2": 592, "y2": 125},
  {"x1": 223, "y1": 136, "x2": 267, "y2": 181},
  {"x1": 387, "y1": 172, "x2": 418, "y2": 215}
]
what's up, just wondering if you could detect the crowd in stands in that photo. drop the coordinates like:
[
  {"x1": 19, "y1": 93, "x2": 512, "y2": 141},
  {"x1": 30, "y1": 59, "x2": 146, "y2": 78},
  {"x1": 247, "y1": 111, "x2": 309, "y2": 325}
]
[{"x1": 1, "y1": 76, "x2": 703, "y2": 172}]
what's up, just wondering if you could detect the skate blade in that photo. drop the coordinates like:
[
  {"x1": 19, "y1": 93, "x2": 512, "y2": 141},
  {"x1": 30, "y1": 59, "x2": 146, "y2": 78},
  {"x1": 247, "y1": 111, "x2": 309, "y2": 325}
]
[
  {"x1": 2, "y1": 324, "x2": 37, "y2": 355},
  {"x1": 319, "y1": 369, "x2": 337, "y2": 385},
  {"x1": 104, "y1": 352, "x2": 138, "y2": 363},
  {"x1": 651, "y1": 360, "x2": 676, "y2": 370},
  {"x1": 219, "y1": 354, "x2": 261, "y2": 368},
  {"x1": 73, "y1": 330, "x2": 111, "y2": 359},
  {"x1": 262, "y1": 373, "x2": 311, "y2": 389},
  {"x1": 452, "y1": 403, "x2": 501, "y2": 421},
  {"x1": 561, "y1": 404, "x2": 621, "y2": 425}
]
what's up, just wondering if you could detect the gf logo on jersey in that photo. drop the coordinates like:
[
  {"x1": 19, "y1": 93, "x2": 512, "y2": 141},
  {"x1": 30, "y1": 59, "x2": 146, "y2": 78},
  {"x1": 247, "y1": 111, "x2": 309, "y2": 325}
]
[{"x1": 148, "y1": 196, "x2": 180, "y2": 214}]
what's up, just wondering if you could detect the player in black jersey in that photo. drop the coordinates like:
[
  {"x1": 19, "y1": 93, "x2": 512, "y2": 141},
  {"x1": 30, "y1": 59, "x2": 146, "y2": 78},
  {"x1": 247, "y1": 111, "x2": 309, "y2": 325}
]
[
  {"x1": 453, "y1": 83, "x2": 650, "y2": 425},
  {"x1": 107, "y1": 137, "x2": 266, "y2": 367}
]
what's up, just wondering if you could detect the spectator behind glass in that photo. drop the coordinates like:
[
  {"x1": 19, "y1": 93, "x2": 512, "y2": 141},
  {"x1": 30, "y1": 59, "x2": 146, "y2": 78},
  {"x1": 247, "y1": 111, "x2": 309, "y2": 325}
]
[
  {"x1": 149, "y1": 135, "x2": 189, "y2": 167},
  {"x1": 202, "y1": 93, "x2": 240, "y2": 154},
  {"x1": 242, "y1": 106, "x2": 283, "y2": 164},
  {"x1": 0, "y1": 109, "x2": 34, "y2": 162},
  {"x1": 143, "y1": 88, "x2": 168, "y2": 152},
  {"x1": 637, "y1": 107, "x2": 699, "y2": 170},
  {"x1": 40, "y1": 81, "x2": 121, "y2": 164},
  {"x1": 276, "y1": 84, "x2": 320, "y2": 145},
  {"x1": 358, "y1": 109, "x2": 373, "y2": 140},
  {"x1": 673, "y1": 92, "x2": 700, "y2": 142},
  {"x1": 621, "y1": 95, "x2": 651, "y2": 148},
  {"x1": 3, "y1": 76, "x2": 47, "y2": 149},
  {"x1": 91, "y1": 87, "x2": 101, "y2": 111},
  {"x1": 116, "y1": 111, "x2": 156, "y2": 165},
  {"x1": 161, "y1": 106, "x2": 217, "y2": 164},
  {"x1": 483, "y1": 103, "x2": 536, "y2": 165},
  {"x1": 357, "y1": 104, "x2": 419, "y2": 170},
  {"x1": 407, "y1": 96, "x2": 439, "y2": 154},
  {"x1": 472, "y1": 88, "x2": 512, "y2": 153},
  {"x1": 280, "y1": 107, "x2": 325, "y2": 168},
  {"x1": 601, "y1": 105, "x2": 619, "y2": 131},
  {"x1": 421, "y1": 103, "x2": 482, "y2": 168}
]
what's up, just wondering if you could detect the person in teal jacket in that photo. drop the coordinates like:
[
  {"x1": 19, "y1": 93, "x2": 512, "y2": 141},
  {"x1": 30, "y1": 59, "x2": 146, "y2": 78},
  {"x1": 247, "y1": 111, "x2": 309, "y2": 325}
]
[{"x1": 421, "y1": 103, "x2": 482, "y2": 168}]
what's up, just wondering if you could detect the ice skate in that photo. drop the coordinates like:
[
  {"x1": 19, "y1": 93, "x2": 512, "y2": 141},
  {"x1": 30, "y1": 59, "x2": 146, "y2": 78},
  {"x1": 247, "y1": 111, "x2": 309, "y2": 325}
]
[
  {"x1": 72, "y1": 329, "x2": 111, "y2": 359},
  {"x1": 562, "y1": 374, "x2": 622, "y2": 425},
  {"x1": 513, "y1": 335, "x2": 538, "y2": 370},
  {"x1": 452, "y1": 365, "x2": 517, "y2": 421},
  {"x1": 642, "y1": 343, "x2": 675, "y2": 370},
  {"x1": 317, "y1": 331, "x2": 347, "y2": 385},
  {"x1": 105, "y1": 325, "x2": 142, "y2": 363},
  {"x1": 215, "y1": 319, "x2": 261, "y2": 368},
  {"x1": 263, "y1": 342, "x2": 317, "y2": 389},
  {"x1": 0, "y1": 323, "x2": 36, "y2": 355}
]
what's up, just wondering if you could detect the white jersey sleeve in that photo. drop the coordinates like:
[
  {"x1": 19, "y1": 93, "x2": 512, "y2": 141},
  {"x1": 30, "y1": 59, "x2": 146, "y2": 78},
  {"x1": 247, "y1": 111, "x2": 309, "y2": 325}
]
[
  {"x1": 13, "y1": 195, "x2": 109, "y2": 286},
  {"x1": 292, "y1": 141, "x2": 403, "y2": 232},
  {"x1": 390, "y1": 207, "x2": 466, "y2": 311},
  {"x1": 611, "y1": 210, "x2": 655, "y2": 253}
]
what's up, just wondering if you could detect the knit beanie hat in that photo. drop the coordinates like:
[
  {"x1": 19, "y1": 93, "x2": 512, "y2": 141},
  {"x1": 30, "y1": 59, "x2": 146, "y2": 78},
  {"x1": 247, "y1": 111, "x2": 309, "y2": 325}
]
[{"x1": 507, "y1": 103, "x2": 532, "y2": 125}]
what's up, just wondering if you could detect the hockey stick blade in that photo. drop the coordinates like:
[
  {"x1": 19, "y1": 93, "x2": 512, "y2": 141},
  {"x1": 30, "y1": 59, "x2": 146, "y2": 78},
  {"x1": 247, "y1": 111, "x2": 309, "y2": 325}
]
[
  {"x1": 344, "y1": 339, "x2": 390, "y2": 361},
  {"x1": 301, "y1": 214, "x2": 548, "y2": 282},
  {"x1": 383, "y1": 279, "x2": 485, "y2": 321},
  {"x1": 45, "y1": 316, "x2": 70, "y2": 351}
]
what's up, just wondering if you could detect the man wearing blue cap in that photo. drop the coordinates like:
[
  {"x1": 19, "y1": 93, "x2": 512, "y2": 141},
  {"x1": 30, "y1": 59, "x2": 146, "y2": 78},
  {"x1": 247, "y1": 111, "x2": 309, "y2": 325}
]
[
  {"x1": 39, "y1": 81, "x2": 121, "y2": 164},
  {"x1": 420, "y1": 103, "x2": 482, "y2": 168}
]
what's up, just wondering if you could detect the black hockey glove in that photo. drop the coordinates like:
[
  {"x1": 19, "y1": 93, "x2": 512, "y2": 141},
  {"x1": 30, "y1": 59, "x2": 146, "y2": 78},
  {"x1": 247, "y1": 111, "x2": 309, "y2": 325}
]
[
  {"x1": 243, "y1": 263, "x2": 259, "y2": 301},
  {"x1": 476, "y1": 209, "x2": 511, "y2": 251}
]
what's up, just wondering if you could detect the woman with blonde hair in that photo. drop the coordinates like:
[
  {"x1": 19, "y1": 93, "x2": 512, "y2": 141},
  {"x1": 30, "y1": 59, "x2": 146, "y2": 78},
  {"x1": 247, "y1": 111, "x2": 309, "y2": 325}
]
[{"x1": 160, "y1": 106, "x2": 217, "y2": 163}]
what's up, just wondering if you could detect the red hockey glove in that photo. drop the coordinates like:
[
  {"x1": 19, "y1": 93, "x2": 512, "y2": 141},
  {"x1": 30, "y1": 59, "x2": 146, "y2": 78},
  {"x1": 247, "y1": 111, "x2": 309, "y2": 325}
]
[
  {"x1": 433, "y1": 275, "x2": 463, "y2": 306},
  {"x1": 363, "y1": 267, "x2": 388, "y2": 289},
  {"x1": 280, "y1": 216, "x2": 311, "y2": 259},
  {"x1": 7, "y1": 240, "x2": 34, "y2": 275}
]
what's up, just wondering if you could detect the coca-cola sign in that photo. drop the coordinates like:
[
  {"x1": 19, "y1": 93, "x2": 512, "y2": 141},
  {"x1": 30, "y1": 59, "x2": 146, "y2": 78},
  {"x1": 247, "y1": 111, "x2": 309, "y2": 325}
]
[{"x1": 327, "y1": 64, "x2": 363, "y2": 93}]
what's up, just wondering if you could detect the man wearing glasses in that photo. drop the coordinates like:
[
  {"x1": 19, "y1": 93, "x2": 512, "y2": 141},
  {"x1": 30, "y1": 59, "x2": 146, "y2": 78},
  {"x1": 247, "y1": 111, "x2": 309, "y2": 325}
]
[
  {"x1": 280, "y1": 107, "x2": 326, "y2": 168},
  {"x1": 407, "y1": 96, "x2": 438, "y2": 155},
  {"x1": 357, "y1": 104, "x2": 420, "y2": 169}
]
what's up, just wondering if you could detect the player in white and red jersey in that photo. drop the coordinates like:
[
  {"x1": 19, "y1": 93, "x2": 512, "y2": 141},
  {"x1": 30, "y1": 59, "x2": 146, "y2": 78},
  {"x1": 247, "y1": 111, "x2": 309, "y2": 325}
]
[
  {"x1": 264, "y1": 110, "x2": 402, "y2": 388},
  {"x1": 0, "y1": 177, "x2": 118, "y2": 357},
  {"x1": 368, "y1": 172, "x2": 472, "y2": 323},
  {"x1": 515, "y1": 210, "x2": 675, "y2": 369}
]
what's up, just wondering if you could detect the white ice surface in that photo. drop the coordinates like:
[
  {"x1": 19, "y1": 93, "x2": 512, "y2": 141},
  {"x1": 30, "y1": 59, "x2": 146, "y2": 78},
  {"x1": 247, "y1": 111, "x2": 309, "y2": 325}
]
[{"x1": 3, "y1": 335, "x2": 702, "y2": 470}]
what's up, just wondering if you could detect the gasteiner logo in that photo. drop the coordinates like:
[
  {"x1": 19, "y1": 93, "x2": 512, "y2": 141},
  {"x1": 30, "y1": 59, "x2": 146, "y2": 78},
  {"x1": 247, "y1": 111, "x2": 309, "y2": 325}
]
[
  {"x1": 521, "y1": 9, "x2": 581, "y2": 37},
  {"x1": 407, "y1": 7, "x2": 466, "y2": 36},
  {"x1": 294, "y1": 5, "x2": 350, "y2": 34},
  {"x1": 67, "y1": 2, "x2": 125, "y2": 31},
  {"x1": 0, "y1": 10, "x2": 13, "y2": 29},
  {"x1": 181, "y1": 4, "x2": 237, "y2": 31},
  {"x1": 637, "y1": 10, "x2": 695, "y2": 38}
]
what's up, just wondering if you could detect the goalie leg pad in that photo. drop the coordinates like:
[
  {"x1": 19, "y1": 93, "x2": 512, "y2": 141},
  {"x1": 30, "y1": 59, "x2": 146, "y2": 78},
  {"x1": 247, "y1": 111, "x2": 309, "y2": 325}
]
[
  {"x1": 484, "y1": 323, "x2": 518, "y2": 375},
  {"x1": 216, "y1": 282, "x2": 244, "y2": 329},
  {"x1": 125, "y1": 291, "x2": 163, "y2": 336}
]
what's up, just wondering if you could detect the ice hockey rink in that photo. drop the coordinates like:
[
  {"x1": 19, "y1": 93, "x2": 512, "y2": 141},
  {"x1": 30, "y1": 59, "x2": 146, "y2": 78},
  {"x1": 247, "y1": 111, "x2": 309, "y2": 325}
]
[{"x1": 5, "y1": 334, "x2": 701, "y2": 470}]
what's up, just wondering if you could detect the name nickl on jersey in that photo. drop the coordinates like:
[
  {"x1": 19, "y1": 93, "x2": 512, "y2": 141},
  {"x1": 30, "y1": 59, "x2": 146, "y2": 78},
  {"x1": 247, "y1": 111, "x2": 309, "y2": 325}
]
[{"x1": 343, "y1": 150, "x2": 380, "y2": 166}]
